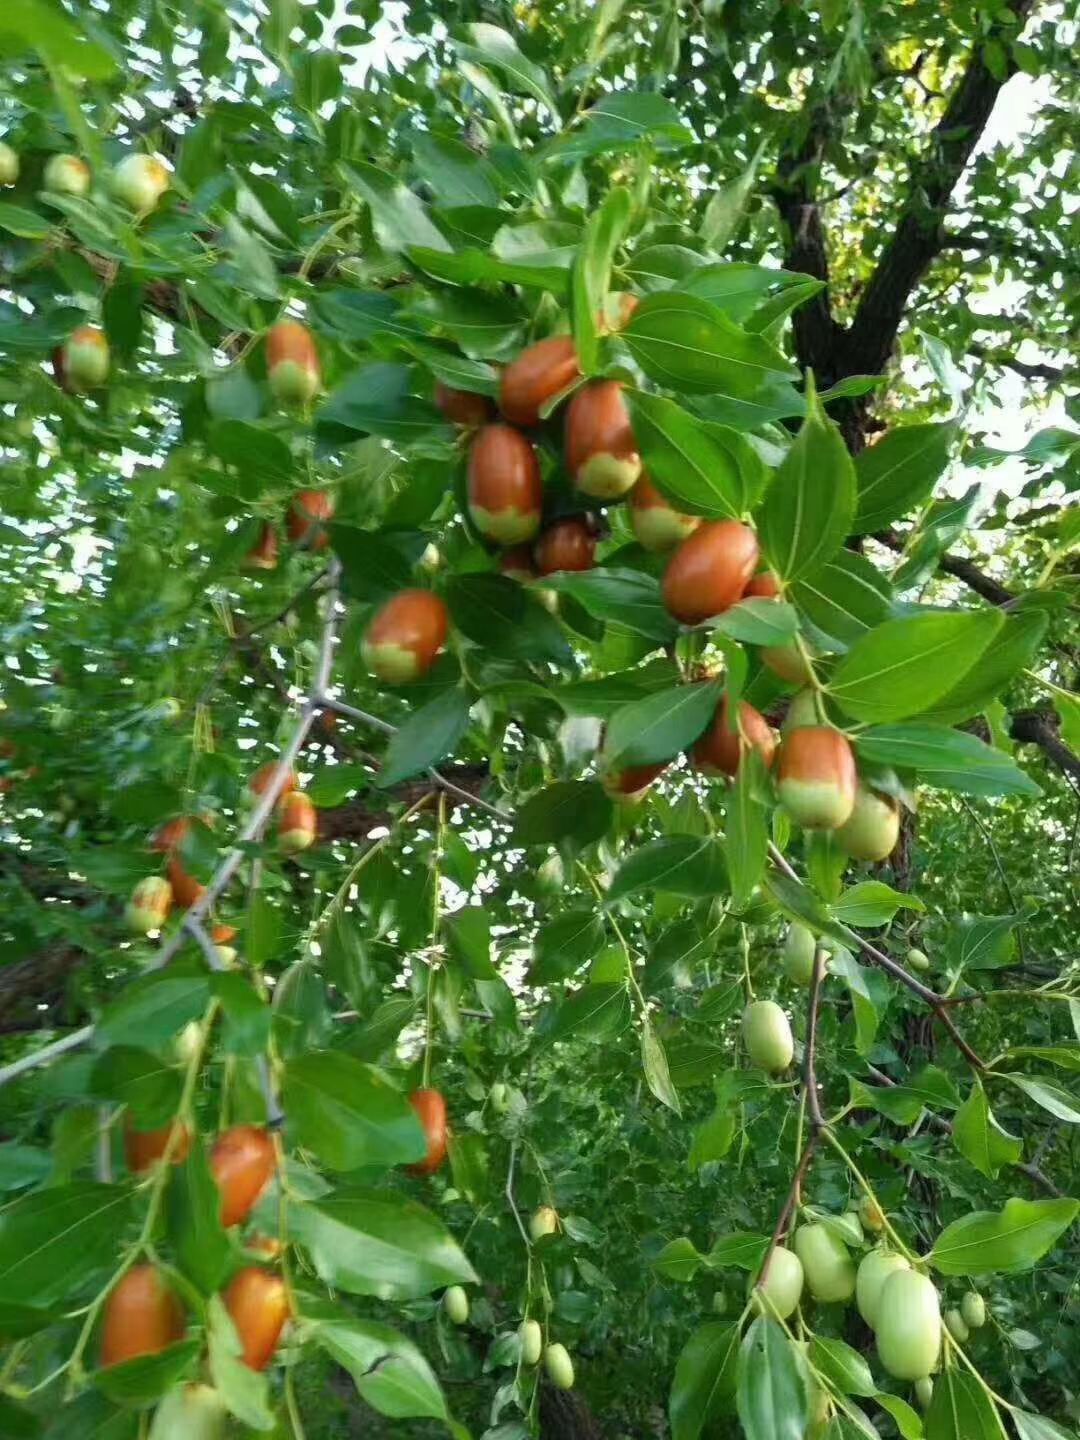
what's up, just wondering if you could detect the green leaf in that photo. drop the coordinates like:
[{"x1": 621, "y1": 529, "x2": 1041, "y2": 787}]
[
  {"x1": 0, "y1": 1183, "x2": 133, "y2": 1305},
  {"x1": 917, "y1": 610, "x2": 1049, "y2": 726},
  {"x1": 458, "y1": 22, "x2": 558, "y2": 116},
  {"x1": 93, "y1": 1340, "x2": 199, "y2": 1406},
  {"x1": 539, "y1": 566, "x2": 678, "y2": 643},
  {"x1": 529, "y1": 907, "x2": 606, "y2": 984},
  {"x1": 757, "y1": 376, "x2": 856, "y2": 583},
  {"x1": 653, "y1": 1237, "x2": 703, "y2": 1282},
  {"x1": 670, "y1": 1321, "x2": 740, "y2": 1440},
  {"x1": 874, "y1": 1391, "x2": 924, "y2": 1440},
  {"x1": 791, "y1": 549, "x2": 893, "y2": 648},
  {"x1": 0, "y1": 202, "x2": 50, "y2": 239},
  {"x1": 166, "y1": 1140, "x2": 230, "y2": 1295},
  {"x1": 316, "y1": 1316, "x2": 449, "y2": 1421},
  {"x1": 602, "y1": 681, "x2": 718, "y2": 769},
  {"x1": 608, "y1": 835, "x2": 727, "y2": 900},
  {"x1": 952, "y1": 1080, "x2": 1023, "y2": 1179},
  {"x1": 0, "y1": 0, "x2": 116, "y2": 77},
  {"x1": 377, "y1": 689, "x2": 472, "y2": 787},
  {"x1": 924, "y1": 1368, "x2": 1006, "y2": 1439},
  {"x1": 1002, "y1": 1074, "x2": 1080, "y2": 1125},
  {"x1": 829, "y1": 611, "x2": 1004, "y2": 723},
  {"x1": 446, "y1": 573, "x2": 574, "y2": 666},
  {"x1": 713, "y1": 597, "x2": 798, "y2": 646},
  {"x1": 206, "y1": 1294, "x2": 274, "y2": 1430},
  {"x1": 829, "y1": 953, "x2": 884, "y2": 1057},
  {"x1": 546, "y1": 91, "x2": 692, "y2": 162},
  {"x1": 623, "y1": 292, "x2": 797, "y2": 398},
  {"x1": 642, "y1": 1020, "x2": 682, "y2": 1114},
  {"x1": 0, "y1": 1303, "x2": 59, "y2": 1342},
  {"x1": 342, "y1": 162, "x2": 450, "y2": 253},
  {"x1": 848, "y1": 1065, "x2": 960, "y2": 1124},
  {"x1": 928, "y1": 1196, "x2": 1080, "y2": 1276},
  {"x1": 572, "y1": 185, "x2": 631, "y2": 372},
  {"x1": 546, "y1": 983, "x2": 632, "y2": 1043},
  {"x1": 289, "y1": 1188, "x2": 479, "y2": 1298},
  {"x1": 412, "y1": 132, "x2": 500, "y2": 208},
  {"x1": 855, "y1": 725, "x2": 1039, "y2": 798},
  {"x1": 946, "y1": 913, "x2": 1022, "y2": 972},
  {"x1": 726, "y1": 746, "x2": 768, "y2": 908},
  {"x1": 832, "y1": 881, "x2": 924, "y2": 928},
  {"x1": 701, "y1": 144, "x2": 767, "y2": 251},
  {"x1": 809, "y1": 1337, "x2": 876, "y2": 1397},
  {"x1": 331, "y1": 526, "x2": 415, "y2": 604},
  {"x1": 513, "y1": 781, "x2": 613, "y2": 847},
  {"x1": 282, "y1": 1052, "x2": 428, "y2": 1170},
  {"x1": 89, "y1": 1046, "x2": 183, "y2": 1127},
  {"x1": 853, "y1": 422, "x2": 958, "y2": 533},
  {"x1": 736, "y1": 1317, "x2": 808, "y2": 1440},
  {"x1": 705, "y1": 1232, "x2": 770, "y2": 1269},
  {"x1": 211, "y1": 973, "x2": 271, "y2": 1057},
  {"x1": 97, "y1": 974, "x2": 211, "y2": 1048},
  {"x1": 626, "y1": 392, "x2": 756, "y2": 519},
  {"x1": 1012, "y1": 1412, "x2": 1079, "y2": 1440},
  {"x1": 319, "y1": 363, "x2": 445, "y2": 443}
]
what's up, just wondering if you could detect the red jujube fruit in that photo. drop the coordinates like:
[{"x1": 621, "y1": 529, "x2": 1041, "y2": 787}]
[
  {"x1": 534, "y1": 518, "x2": 596, "y2": 576},
  {"x1": 467, "y1": 423, "x2": 544, "y2": 544},
  {"x1": 211, "y1": 1125, "x2": 277, "y2": 1228},
  {"x1": 692, "y1": 697, "x2": 776, "y2": 777},
  {"x1": 499, "y1": 336, "x2": 580, "y2": 428},
  {"x1": 124, "y1": 1115, "x2": 192, "y2": 1174},
  {"x1": 407, "y1": 1088, "x2": 449, "y2": 1176},
  {"x1": 100, "y1": 1265, "x2": 185, "y2": 1368},
  {"x1": 662, "y1": 520, "x2": 760, "y2": 625},
  {"x1": 286, "y1": 489, "x2": 335, "y2": 550},
  {"x1": 565, "y1": 380, "x2": 642, "y2": 500},
  {"x1": 223, "y1": 1268, "x2": 290, "y2": 1371},
  {"x1": 362, "y1": 589, "x2": 449, "y2": 684},
  {"x1": 435, "y1": 383, "x2": 494, "y2": 428},
  {"x1": 743, "y1": 570, "x2": 780, "y2": 599},
  {"x1": 777, "y1": 726, "x2": 857, "y2": 831}
]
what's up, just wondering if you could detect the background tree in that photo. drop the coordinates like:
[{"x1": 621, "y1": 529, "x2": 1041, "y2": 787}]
[{"x1": 0, "y1": 3, "x2": 1077, "y2": 1439}]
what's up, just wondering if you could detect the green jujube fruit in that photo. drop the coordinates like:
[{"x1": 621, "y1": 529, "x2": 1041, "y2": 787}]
[
  {"x1": 875, "y1": 1270, "x2": 942, "y2": 1380},
  {"x1": 794, "y1": 1223, "x2": 856, "y2": 1303},
  {"x1": 856, "y1": 1249, "x2": 911, "y2": 1327},
  {"x1": 741, "y1": 1000, "x2": 794, "y2": 1073},
  {"x1": 782, "y1": 923, "x2": 817, "y2": 984},
  {"x1": 960, "y1": 1291, "x2": 986, "y2": 1330},
  {"x1": 748, "y1": 1245, "x2": 804, "y2": 1319}
]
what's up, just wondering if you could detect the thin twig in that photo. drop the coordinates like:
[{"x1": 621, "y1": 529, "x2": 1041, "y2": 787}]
[
  {"x1": 804, "y1": 949, "x2": 827, "y2": 1131},
  {"x1": 755, "y1": 1138, "x2": 819, "y2": 1287}
]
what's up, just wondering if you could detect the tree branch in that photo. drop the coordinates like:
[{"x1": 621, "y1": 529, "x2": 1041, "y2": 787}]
[
  {"x1": 967, "y1": 343, "x2": 1067, "y2": 383},
  {"x1": 874, "y1": 527, "x2": 1015, "y2": 607}
]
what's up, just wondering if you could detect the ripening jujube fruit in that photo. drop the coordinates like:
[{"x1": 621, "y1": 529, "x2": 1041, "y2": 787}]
[
  {"x1": 100, "y1": 1265, "x2": 185, "y2": 1368},
  {"x1": 875, "y1": 1269, "x2": 942, "y2": 1380},
  {"x1": 277, "y1": 791, "x2": 317, "y2": 854},
  {"x1": 601, "y1": 760, "x2": 668, "y2": 802},
  {"x1": 743, "y1": 569, "x2": 781, "y2": 599},
  {"x1": 519, "y1": 1318, "x2": 543, "y2": 1365},
  {"x1": 835, "y1": 784, "x2": 900, "y2": 861},
  {"x1": 43, "y1": 153, "x2": 91, "y2": 196},
  {"x1": 782, "y1": 687, "x2": 820, "y2": 733},
  {"x1": 210, "y1": 1125, "x2": 277, "y2": 1228},
  {"x1": 534, "y1": 518, "x2": 595, "y2": 575},
  {"x1": 442, "y1": 1285, "x2": 470, "y2": 1325},
  {"x1": 629, "y1": 474, "x2": 699, "y2": 552},
  {"x1": 499, "y1": 335, "x2": 580, "y2": 428},
  {"x1": 249, "y1": 761, "x2": 298, "y2": 798},
  {"x1": 267, "y1": 321, "x2": 321, "y2": 405},
  {"x1": 662, "y1": 520, "x2": 760, "y2": 625},
  {"x1": 761, "y1": 640, "x2": 816, "y2": 686},
  {"x1": 793, "y1": 1223, "x2": 856, "y2": 1303},
  {"x1": 435, "y1": 382, "x2": 493, "y2": 428},
  {"x1": 544, "y1": 1342, "x2": 575, "y2": 1391},
  {"x1": 499, "y1": 545, "x2": 537, "y2": 583},
  {"x1": 856, "y1": 1249, "x2": 910, "y2": 1327},
  {"x1": 741, "y1": 1000, "x2": 793, "y2": 1073},
  {"x1": 363, "y1": 589, "x2": 449, "y2": 684},
  {"x1": 286, "y1": 488, "x2": 334, "y2": 548},
  {"x1": 0, "y1": 142, "x2": 19, "y2": 186},
  {"x1": 467, "y1": 423, "x2": 544, "y2": 544},
  {"x1": 407, "y1": 1087, "x2": 449, "y2": 1176},
  {"x1": 124, "y1": 1115, "x2": 191, "y2": 1174},
  {"x1": 691, "y1": 696, "x2": 775, "y2": 777},
  {"x1": 167, "y1": 855, "x2": 206, "y2": 910},
  {"x1": 961, "y1": 1291, "x2": 987, "y2": 1329},
  {"x1": 859, "y1": 1193, "x2": 886, "y2": 1233},
  {"x1": 529, "y1": 1205, "x2": 559, "y2": 1241},
  {"x1": 245, "y1": 522, "x2": 279, "y2": 570},
  {"x1": 777, "y1": 725, "x2": 857, "y2": 830},
  {"x1": 125, "y1": 875, "x2": 173, "y2": 933},
  {"x1": 111, "y1": 153, "x2": 170, "y2": 212},
  {"x1": 223, "y1": 1268, "x2": 289, "y2": 1370},
  {"x1": 749, "y1": 1245, "x2": 804, "y2": 1319},
  {"x1": 565, "y1": 380, "x2": 642, "y2": 499},
  {"x1": 152, "y1": 816, "x2": 190, "y2": 854},
  {"x1": 782, "y1": 922, "x2": 817, "y2": 985},
  {"x1": 55, "y1": 326, "x2": 110, "y2": 392}
]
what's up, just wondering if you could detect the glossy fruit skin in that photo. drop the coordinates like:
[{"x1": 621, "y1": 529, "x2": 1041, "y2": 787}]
[
  {"x1": 148, "y1": 1383, "x2": 227, "y2": 1440},
  {"x1": 407, "y1": 1088, "x2": 448, "y2": 1176},
  {"x1": 835, "y1": 785, "x2": 900, "y2": 861},
  {"x1": 125, "y1": 875, "x2": 173, "y2": 933},
  {"x1": 565, "y1": 381, "x2": 641, "y2": 500},
  {"x1": 744, "y1": 570, "x2": 781, "y2": 599},
  {"x1": 277, "y1": 791, "x2": 317, "y2": 854},
  {"x1": 629, "y1": 474, "x2": 700, "y2": 552},
  {"x1": 961, "y1": 1291, "x2": 986, "y2": 1330},
  {"x1": 467, "y1": 424, "x2": 543, "y2": 544},
  {"x1": 762, "y1": 642, "x2": 815, "y2": 687},
  {"x1": 662, "y1": 520, "x2": 760, "y2": 625},
  {"x1": 499, "y1": 545, "x2": 536, "y2": 582},
  {"x1": 112, "y1": 153, "x2": 170, "y2": 211},
  {"x1": 267, "y1": 321, "x2": 320, "y2": 405},
  {"x1": 125, "y1": 1115, "x2": 191, "y2": 1174},
  {"x1": 57, "y1": 326, "x2": 110, "y2": 392},
  {"x1": 741, "y1": 1000, "x2": 793, "y2": 1074},
  {"x1": 749, "y1": 1246, "x2": 803, "y2": 1319},
  {"x1": 519, "y1": 1319, "x2": 543, "y2": 1365},
  {"x1": 101, "y1": 1265, "x2": 185, "y2": 1368},
  {"x1": 167, "y1": 855, "x2": 206, "y2": 910},
  {"x1": 856, "y1": 1249, "x2": 910, "y2": 1327},
  {"x1": 601, "y1": 761, "x2": 667, "y2": 802},
  {"x1": 435, "y1": 382, "x2": 493, "y2": 428},
  {"x1": 544, "y1": 1342, "x2": 575, "y2": 1391},
  {"x1": 211, "y1": 1125, "x2": 276, "y2": 1228},
  {"x1": 224, "y1": 1268, "x2": 289, "y2": 1370},
  {"x1": 859, "y1": 1194, "x2": 886, "y2": 1233},
  {"x1": 249, "y1": 761, "x2": 297, "y2": 798},
  {"x1": 363, "y1": 589, "x2": 449, "y2": 684},
  {"x1": 443, "y1": 1286, "x2": 470, "y2": 1325},
  {"x1": 778, "y1": 726, "x2": 857, "y2": 831},
  {"x1": 692, "y1": 696, "x2": 775, "y2": 777},
  {"x1": 529, "y1": 1205, "x2": 559, "y2": 1241},
  {"x1": 875, "y1": 1270, "x2": 942, "y2": 1380},
  {"x1": 44, "y1": 153, "x2": 90, "y2": 196},
  {"x1": 906, "y1": 947, "x2": 930, "y2": 972},
  {"x1": 944, "y1": 1307, "x2": 969, "y2": 1344},
  {"x1": 499, "y1": 335, "x2": 580, "y2": 428},
  {"x1": 534, "y1": 518, "x2": 595, "y2": 575},
  {"x1": 794, "y1": 1223, "x2": 856, "y2": 1303},
  {"x1": 245, "y1": 522, "x2": 279, "y2": 570},
  {"x1": 286, "y1": 488, "x2": 334, "y2": 548},
  {"x1": 0, "y1": 142, "x2": 19, "y2": 186},
  {"x1": 782, "y1": 923, "x2": 817, "y2": 985}
]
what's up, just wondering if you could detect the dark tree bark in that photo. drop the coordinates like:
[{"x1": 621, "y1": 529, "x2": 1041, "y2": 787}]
[{"x1": 540, "y1": 1383, "x2": 606, "y2": 1440}]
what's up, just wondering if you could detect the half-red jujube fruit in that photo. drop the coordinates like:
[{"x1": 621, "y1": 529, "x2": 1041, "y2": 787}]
[
  {"x1": 407, "y1": 1087, "x2": 449, "y2": 1176},
  {"x1": 565, "y1": 380, "x2": 641, "y2": 500},
  {"x1": 267, "y1": 321, "x2": 320, "y2": 405},
  {"x1": 744, "y1": 570, "x2": 781, "y2": 599},
  {"x1": 362, "y1": 589, "x2": 449, "y2": 684},
  {"x1": 467, "y1": 423, "x2": 543, "y2": 544},
  {"x1": 286, "y1": 489, "x2": 335, "y2": 550},
  {"x1": 245, "y1": 522, "x2": 279, "y2": 571},
  {"x1": 692, "y1": 697, "x2": 776, "y2": 777},
  {"x1": 277, "y1": 791, "x2": 317, "y2": 854},
  {"x1": 499, "y1": 336, "x2": 580, "y2": 428},
  {"x1": 629, "y1": 474, "x2": 700, "y2": 552},
  {"x1": 777, "y1": 725, "x2": 857, "y2": 831},
  {"x1": 249, "y1": 761, "x2": 298, "y2": 798},
  {"x1": 662, "y1": 520, "x2": 760, "y2": 625}
]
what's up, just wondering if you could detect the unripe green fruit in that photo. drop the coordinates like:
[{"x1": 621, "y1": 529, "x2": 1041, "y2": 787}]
[
  {"x1": 443, "y1": 1286, "x2": 469, "y2": 1325},
  {"x1": 111, "y1": 153, "x2": 170, "y2": 212},
  {"x1": 906, "y1": 947, "x2": 930, "y2": 972},
  {"x1": 519, "y1": 1319, "x2": 543, "y2": 1366},
  {"x1": 44, "y1": 153, "x2": 91, "y2": 196},
  {"x1": 149, "y1": 1383, "x2": 227, "y2": 1440},
  {"x1": 741, "y1": 1000, "x2": 794, "y2": 1074},
  {"x1": 835, "y1": 785, "x2": 900, "y2": 862},
  {"x1": 960, "y1": 1291, "x2": 986, "y2": 1330},
  {"x1": 529, "y1": 1205, "x2": 558, "y2": 1242},
  {"x1": 875, "y1": 1270, "x2": 941, "y2": 1381},
  {"x1": 856, "y1": 1249, "x2": 910, "y2": 1328},
  {"x1": 781, "y1": 688, "x2": 820, "y2": 733},
  {"x1": 782, "y1": 923, "x2": 816, "y2": 985},
  {"x1": 544, "y1": 1342, "x2": 575, "y2": 1390},
  {"x1": 915, "y1": 1376, "x2": 934, "y2": 1411},
  {"x1": 711, "y1": 1291, "x2": 727, "y2": 1315},
  {"x1": 793, "y1": 1223, "x2": 856, "y2": 1303},
  {"x1": 944, "y1": 1307, "x2": 969, "y2": 1344},
  {"x1": 0, "y1": 142, "x2": 19, "y2": 186},
  {"x1": 489, "y1": 1081, "x2": 509, "y2": 1112},
  {"x1": 748, "y1": 1245, "x2": 803, "y2": 1319},
  {"x1": 859, "y1": 1194, "x2": 885, "y2": 1233}
]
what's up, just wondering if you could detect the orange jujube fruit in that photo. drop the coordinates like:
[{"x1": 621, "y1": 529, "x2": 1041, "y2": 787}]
[
  {"x1": 534, "y1": 518, "x2": 595, "y2": 576},
  {"x1": 210, "y1": 1125, "x2": 277, "y2": 1228},
  {"x1": 167, "y1": 855, "x2": 206, "y2": 910},
  {"x1": 267, "y1": 320, "x2": 320, "y2": 405},
  {"x1": 407, "y1": 1088, "x2": 449, "y2": 1177},
  {"x1": 743, "y1": 570, "x2": 781, "y2": 599},
  {"x1": 467, "y1": 424, "x2": 543, "y2": 544},
  {"x1": 777, "y1": 726, "x2": 857, "y2": 831},
  {"x1": 662, "y1": 520, "x2": 760, "y2": 625},
  {"x1": 211, "y1": 923, "x2": 237, "y2": 944},
  {"x1": 124, "y1": 1115, "x2": 192, "y2": 1174},
  {"x1": 286, "y1": 489, "x2": 335, "y2": 549},
  {"x1": 277, "y1": 791, "x2": 317, "y2": 854},
  {"x1": 565, "y1": 380, "x2": 641, "y2": 500},
  {"x1": 362, "y1": 589, "x2": 449, "y2": 684},
  {"x1": 435, "y1": 382, "x2": 494, "y2": 428},
  {"x1": 499, "y1": 336, "x2": 580, "y2": 428},
  {"x1": 223, "y1": 1268, "x2": 290, "y2": 1371},
  {"x1": 100, "y1": 1265, "x2": 185, "y2": 1368},
  {"x1": 692, "y1": 697, "x2": 776, "y2": 778},
  {"x1": 249, "y1": 761, "x2": 298, "y2": 798},
  {"x1": 601, "y1": 761, "x2": 668, "y2": 802}
]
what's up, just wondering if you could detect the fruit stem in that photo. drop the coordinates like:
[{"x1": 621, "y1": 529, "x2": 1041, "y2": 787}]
[
  {"x1": 422, "y1": 794, "x2": 447, "y2": 1090},
  {"x1": 819, "y1": 1128, "x2": 917, "y2": 1263}
]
